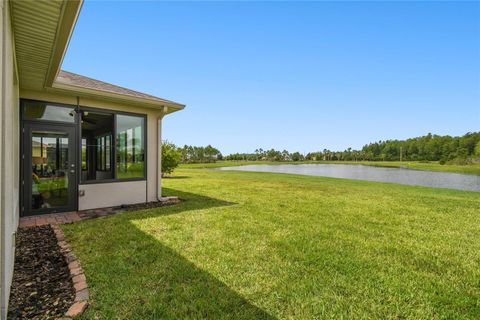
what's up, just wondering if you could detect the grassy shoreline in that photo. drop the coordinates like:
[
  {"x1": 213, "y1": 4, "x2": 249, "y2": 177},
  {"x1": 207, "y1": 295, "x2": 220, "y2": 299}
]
[
  {"x1": 63, "y1": 168, "x2": 480, "y2": 319},
  {"x1": 181, "y1": 160, "x2": 480, "y2": 175}
]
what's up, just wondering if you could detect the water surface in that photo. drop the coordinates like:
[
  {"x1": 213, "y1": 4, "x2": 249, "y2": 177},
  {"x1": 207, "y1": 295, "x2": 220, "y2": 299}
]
[{"x1": 215, "y1": 164, "x2": 480, "y2": 192}]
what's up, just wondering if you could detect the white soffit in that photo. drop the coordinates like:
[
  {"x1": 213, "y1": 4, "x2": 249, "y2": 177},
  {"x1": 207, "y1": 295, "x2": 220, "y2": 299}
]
[{"x1": 10, "y1": 0, "x2": 82, "y2": 90}]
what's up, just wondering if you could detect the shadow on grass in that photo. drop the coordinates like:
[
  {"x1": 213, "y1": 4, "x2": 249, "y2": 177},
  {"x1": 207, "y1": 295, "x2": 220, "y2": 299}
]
[
  {"x1": 120, "y1": 187, "x2": 237, "y2": 221},
  {"x1": 70, "y1": 189, "x2": 275, "y2": 319},
  {"x1": 162, "y1": 187, "x2": 235, "y2": 205}
]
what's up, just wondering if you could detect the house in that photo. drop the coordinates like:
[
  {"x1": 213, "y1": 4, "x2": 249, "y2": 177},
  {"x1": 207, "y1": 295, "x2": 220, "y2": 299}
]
[{"x1": 0, "y1": 0, "x2": 184, "y2": 317}]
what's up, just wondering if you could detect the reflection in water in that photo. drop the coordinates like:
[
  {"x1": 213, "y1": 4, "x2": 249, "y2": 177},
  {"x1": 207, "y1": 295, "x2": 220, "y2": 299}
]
[
  {"x1": 215, "y1": 164, "x2": 480, "y2": 192},
  {"x1": 31, "y1": 131, "x2": 69, "y2": 209}
]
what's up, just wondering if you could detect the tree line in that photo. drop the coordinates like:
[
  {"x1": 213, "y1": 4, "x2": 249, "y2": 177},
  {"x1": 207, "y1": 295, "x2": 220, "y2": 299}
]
[
  {"x1": 225, "y1": 149, "x2": 305, "y2": 162},
  {"x1": 161, "y1": 142, "x2": 223, "y2": 176},
  {"x1": 179, "y1": 145, "x2": 223, "y2": 163},
  {"x1": 359, "y1": 132, "x2": 479, "y2": 163},
  {"x1": 225, "y1": 132, "x2": 480, "y2": 164},
  {"x1": 162, "y1": 132, "x2": 480, "y2": 176}
]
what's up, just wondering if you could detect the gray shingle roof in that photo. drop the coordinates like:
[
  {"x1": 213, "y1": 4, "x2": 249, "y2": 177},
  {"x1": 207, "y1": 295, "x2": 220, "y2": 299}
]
[{"x1": 55, "y1": 70, "x2": 183, "y2": 107}]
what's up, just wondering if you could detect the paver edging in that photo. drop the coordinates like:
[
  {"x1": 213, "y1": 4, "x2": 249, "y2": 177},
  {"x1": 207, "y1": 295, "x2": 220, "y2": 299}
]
[
  {"x1": 18, "y1": 199, "x2": 183, "y2": 318},
  {"x1": 51, "y1": 225, "x2": 89, "y2": 319}
]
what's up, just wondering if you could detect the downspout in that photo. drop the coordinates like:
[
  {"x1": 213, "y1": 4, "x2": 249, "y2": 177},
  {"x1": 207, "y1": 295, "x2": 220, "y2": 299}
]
[{"x1": 156, "y1": 106, "x2": 168, "y2": 201}]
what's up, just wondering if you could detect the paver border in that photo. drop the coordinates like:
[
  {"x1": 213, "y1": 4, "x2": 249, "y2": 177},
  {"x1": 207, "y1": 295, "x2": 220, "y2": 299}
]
[
  {"x1": 18, "y1": 198, "x2": 181, "y2": 318},
  {"x1": 51, "y1": 225, "x2": 89, "y2": 318}
]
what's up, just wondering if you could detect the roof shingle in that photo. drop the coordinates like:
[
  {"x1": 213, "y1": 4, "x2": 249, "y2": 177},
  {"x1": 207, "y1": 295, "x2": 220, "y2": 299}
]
[{"x1": 55, "y1": 70, "x2": 182, "y2": 107}]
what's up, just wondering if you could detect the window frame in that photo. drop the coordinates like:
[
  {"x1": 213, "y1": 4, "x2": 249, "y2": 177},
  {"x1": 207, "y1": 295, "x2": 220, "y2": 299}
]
[
  {"x1": 20, "y1": 100, "x2": 148, "y2": 185},
  {"x1": 21, "y1": 99, "x2": 78, "y2": 123},
  {"x1": 79, "y1": 106, "x2": 147, "y2": 185},
  {"x1": 94, "y1": 134, "x2": 112, "y2": 172}
]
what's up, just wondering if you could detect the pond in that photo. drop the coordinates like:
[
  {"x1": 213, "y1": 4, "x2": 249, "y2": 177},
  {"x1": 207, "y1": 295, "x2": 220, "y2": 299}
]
[{"x1": 215, "y1": 164, "x2": 480, "y2": 192}]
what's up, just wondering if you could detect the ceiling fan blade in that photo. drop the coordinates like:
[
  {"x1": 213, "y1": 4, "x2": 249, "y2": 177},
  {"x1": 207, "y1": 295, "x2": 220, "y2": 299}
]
[{"x1": 83, "y1": 118, "x2": 97, "y2": 124}]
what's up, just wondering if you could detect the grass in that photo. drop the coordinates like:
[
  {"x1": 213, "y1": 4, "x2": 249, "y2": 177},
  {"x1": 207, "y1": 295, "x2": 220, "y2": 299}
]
[
  {"x1": 63, "y1": 168, "x2": 480, "y2": 319},
  {"x1": 182, "y1": 160, "x2": 480, "y2": 175}
]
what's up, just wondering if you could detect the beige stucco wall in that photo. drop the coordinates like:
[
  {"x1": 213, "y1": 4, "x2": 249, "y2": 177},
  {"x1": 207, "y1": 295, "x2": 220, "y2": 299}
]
[
  {"x1": 78, "y1": 181, "x2": 147, "y2": 211},
  {"x1": 19, "y1": 89, "x2": 164, "y2": 209},
  {"x1": 0, "y1": 1, "x2": 20, "y2": 318}
]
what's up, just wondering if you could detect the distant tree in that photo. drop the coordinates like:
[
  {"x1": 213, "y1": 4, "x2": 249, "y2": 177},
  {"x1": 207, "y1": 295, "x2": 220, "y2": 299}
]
[
  {"x1": 204, "y1": 145, "x2": 222, "y2": 162},
  {"x1": 475, "y1": 141, "x2": 480, "y2": 158},
  {"x1": 265, "y1": 149, "x2": 281, "y2": 161},
  {"x1": 179, "y1": 144, "x2": 222, "y2": 163},
  {"x1": 291, "y1": 152, "x2": 303, "y2": 162},
  {"x1": 162, "y1": 141, "x2": 181, "y2": 176},
  {"x1": 281, "y1": 150, "x2": 291, "y2": 161}
]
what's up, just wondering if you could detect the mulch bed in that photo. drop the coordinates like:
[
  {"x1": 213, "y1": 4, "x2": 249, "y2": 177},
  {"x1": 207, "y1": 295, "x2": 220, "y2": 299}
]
[{"x1": 8, "y1": 226, "x2": 75, "y2": 319}]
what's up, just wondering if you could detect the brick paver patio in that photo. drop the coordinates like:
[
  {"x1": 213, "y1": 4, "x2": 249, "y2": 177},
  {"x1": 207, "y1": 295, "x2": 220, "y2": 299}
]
[
  {"x1": 19, "y1": 211, "x2": 82, "y2": 228},
  {"x1": 18, "y1": 197, "x2": 180, "y2": 228},
  {"x1": 19, "y1": 207, "x2": 123, "y2": 228}
]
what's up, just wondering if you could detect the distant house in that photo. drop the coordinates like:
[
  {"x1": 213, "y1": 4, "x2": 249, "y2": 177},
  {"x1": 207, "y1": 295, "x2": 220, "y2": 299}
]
[{"x1": 0, "y1": 0, "x2": 184, "y2": 317}]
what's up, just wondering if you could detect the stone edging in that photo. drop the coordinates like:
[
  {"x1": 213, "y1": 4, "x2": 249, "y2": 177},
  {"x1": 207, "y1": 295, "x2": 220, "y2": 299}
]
[{"x1": 51, "y1": 225, "x2": 89, "y2": 318}]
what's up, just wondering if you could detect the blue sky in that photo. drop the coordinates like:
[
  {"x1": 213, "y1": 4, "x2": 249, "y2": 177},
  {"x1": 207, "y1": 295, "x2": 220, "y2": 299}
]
[{"x1": 62, "y1": 1, "x2": 480, "y2": 155}]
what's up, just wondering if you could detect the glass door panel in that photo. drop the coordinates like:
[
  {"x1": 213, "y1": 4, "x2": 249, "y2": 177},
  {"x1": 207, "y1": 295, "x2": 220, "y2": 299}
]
[{"x1": 31, "y1": 131, "x2": 70, "y2": 210}]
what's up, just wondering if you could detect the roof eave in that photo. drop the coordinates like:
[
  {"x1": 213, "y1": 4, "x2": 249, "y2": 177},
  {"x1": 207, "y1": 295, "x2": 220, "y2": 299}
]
[
  {"x1": 44, "y1": 0, "x2": 83, "y2": 88},
  {"x1": 49, "y1": 81, "x2": 185, "y2": 113}
]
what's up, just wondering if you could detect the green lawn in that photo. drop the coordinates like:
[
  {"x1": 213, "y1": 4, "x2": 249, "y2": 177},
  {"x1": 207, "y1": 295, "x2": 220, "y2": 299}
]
[
  {"x1": 182, "y1": 160, "x2": 480, "y2": 175},
  {"x1": 63, "y1": 168, "x2": 480, "y2": 319}
]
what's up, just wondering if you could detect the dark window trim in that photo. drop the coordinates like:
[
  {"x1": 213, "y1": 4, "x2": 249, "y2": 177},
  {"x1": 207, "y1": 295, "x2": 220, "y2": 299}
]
[
  {"x1": 21, "y1": 99, "x2": 78, "y2": 123},
  {"x1": 20, "y1": 99, "x2": 148, "y2": 186},
  {"x1": 18, "y1": 109, "x2": 79, "y2": 213},
  {"x1": 78, "y1": 105, "x2": 147, "y2": 183},
  {"x1": 20, "y1": 122, "x2": 78, "y2": 216}
]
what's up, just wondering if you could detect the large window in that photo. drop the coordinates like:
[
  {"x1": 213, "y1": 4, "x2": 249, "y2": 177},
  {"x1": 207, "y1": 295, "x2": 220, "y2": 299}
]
[
  {"x1": 116, "y1": 115, "x2": 145, "y2": 179},
  {"x1": 81, "y1": 110, "x2": 145, "y2": 182},
  {"x1": 22, "y1": 100, "x2": 147, "y2": 184}
]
